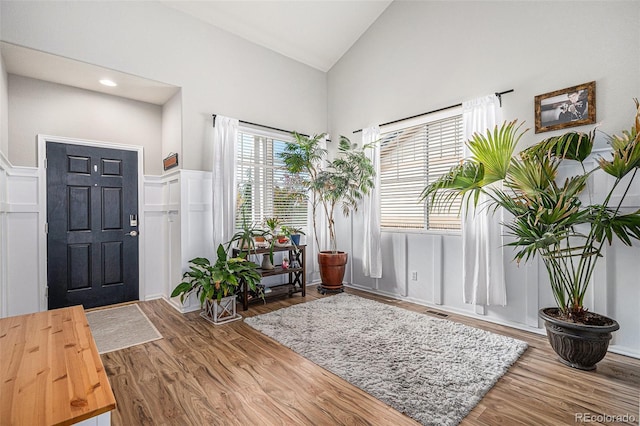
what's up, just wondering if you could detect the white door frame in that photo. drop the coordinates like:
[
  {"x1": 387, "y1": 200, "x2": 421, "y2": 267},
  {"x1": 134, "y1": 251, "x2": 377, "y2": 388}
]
[{"x1": 37, "y1": 135, "x2": 146, "y2": 311}]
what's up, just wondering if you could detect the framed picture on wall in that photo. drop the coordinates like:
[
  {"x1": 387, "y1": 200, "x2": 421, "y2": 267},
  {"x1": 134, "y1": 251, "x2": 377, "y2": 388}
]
[
  {"x1": 534, "y1": 81, "x2": 596, "y2": 133},
  {"x1": 163, "y1": 153, "x2": 179, "y2": 170}
]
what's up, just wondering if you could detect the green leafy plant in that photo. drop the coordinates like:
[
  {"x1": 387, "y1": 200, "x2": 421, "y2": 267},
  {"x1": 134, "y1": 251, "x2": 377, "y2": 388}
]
[
  {"x1": 421, "y1": 101, "x2": 640, "y2": 323},
  {"x1": 264, "y1": 217, "x2": 282, "y2": 234},
  {"x1": 279, "y1": 133, "x2": 375, "y2": 253},
  {"x1": 226, "y1": 210, "x2": 266, "y2": 253},
  {"x1": 171, "y1": 244, "x2": 263, "y2": 304},
  {"x1": 281, "y1": 225, "x2": 305, "y2": 236},
  {"x1": 281, "y1": 225, "x2": 306, "y2": 248}
]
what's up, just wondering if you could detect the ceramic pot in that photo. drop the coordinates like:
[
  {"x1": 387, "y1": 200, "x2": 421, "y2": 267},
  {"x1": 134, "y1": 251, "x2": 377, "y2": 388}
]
[
  {"x1": 261, "y1": 253, "x2": 274, "y2": 270},
  {"x1": 539, "y1": 307, "x2": 619, "y2": 370}
]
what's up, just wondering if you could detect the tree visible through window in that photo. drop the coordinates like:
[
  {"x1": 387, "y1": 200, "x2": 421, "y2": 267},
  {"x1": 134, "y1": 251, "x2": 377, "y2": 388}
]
[
  {"x1": 379, "y1": 112, "x2": 463, "y2": 230},
  {"x1": 235, "y1": 129, "x2": 307, "y2": 231}
]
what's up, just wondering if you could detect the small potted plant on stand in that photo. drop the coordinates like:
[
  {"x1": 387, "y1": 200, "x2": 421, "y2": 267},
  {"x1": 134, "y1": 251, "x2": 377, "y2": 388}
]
[
  {"x1": 282, "y1": 225, "x2": 305, "y2": 247},
  {"x1": 422, "y1": 101, "x2": 640, "y2": 370},
  {"x1": 171, "y1": 244, "x2": 263, "y2": 325}
]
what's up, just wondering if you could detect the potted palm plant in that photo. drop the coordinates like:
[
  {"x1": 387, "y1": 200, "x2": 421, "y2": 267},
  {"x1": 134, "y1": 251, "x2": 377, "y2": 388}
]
[
  {"x1": 421, "y1": 101, "x2": 640, "y2": 370},
  {"x1": 280, "y1": 133, "x2": 375, "y2": 293},
  {"x1": 170, "y1": 244, "x2": 263, "y2": 325}
]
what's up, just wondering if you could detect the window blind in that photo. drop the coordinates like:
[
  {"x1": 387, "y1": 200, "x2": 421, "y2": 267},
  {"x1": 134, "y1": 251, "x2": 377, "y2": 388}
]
[
  {"x1": 236, "y1": 130, "x2": 307, "y2": 231},
  {"x1": 379, "y1": 114, "x2": 463, "y2": 230}
]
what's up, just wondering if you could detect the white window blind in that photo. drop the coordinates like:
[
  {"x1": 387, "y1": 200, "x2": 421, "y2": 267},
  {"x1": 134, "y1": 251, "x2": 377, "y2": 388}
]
[
  {"x1": 235, "y1": 129, "x2": 307, "y2": 231},
  {"x1": 379, "y1": 113, "x2": 463, "y2": 230}
]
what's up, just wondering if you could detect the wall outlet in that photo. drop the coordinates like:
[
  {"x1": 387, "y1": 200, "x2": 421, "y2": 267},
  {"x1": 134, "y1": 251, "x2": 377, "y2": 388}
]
[{"x1": 411, "y1": 271, "x2": 418, "y2": 281}]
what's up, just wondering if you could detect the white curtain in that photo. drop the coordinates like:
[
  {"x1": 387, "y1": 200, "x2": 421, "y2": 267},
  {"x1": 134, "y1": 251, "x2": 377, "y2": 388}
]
[
  {"x1": 362, "y1": 126, "x2": 382, "y2": 278},
  {"x1": 307, "y1": 135, "x2": 329, "y2": 276},
  {"x1": 462, "y1": 95, "x2": 506, "y2": 306},
  {"x1": 212, "y1": 115, "x2": 239, "y2": 251}
]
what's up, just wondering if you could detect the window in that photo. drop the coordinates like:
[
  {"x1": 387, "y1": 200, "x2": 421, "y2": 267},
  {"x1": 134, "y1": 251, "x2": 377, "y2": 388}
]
[
  {"x1": 379, "y1": 112, "x2": 463, "y2": 230},
  {"x1": 235, "y1": 128, "x2": 307, "y2": 231}
]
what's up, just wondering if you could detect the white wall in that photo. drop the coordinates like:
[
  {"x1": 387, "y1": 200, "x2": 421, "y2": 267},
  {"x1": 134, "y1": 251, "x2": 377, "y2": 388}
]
[
  {"x1": 329, "y1": 1, "x2": 640, "y2": 356},
  {"x1": 162, "y1": 91, "x2": 182, "y2": 169},
  {"x1": 142, "y1": 171, "x2": 181, "y2": 303},
  {"x1": 0, "y1": 154, "x2": 7, "y2": 317},
  {"x1": 329, "y1": 1, "x2": 639, "y2": 144},
  {"x1": 0, "y1": 159, "x2": 40, "y2": 317},
  {"x1": 0, "y1": 48, "x2": 8, "y2": 316},
  {"x1": 8, "y1": 75, "x2": 163, "y2": 174},
  {"x1": 0, "y1": 46, "x2": 8, "y2": 155},
  {"x1": 0, "y1": 1, "x2": 327, "y2": 171}
]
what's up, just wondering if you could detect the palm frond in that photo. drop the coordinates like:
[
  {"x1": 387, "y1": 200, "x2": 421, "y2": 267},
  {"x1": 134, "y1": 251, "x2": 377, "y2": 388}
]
[
  {"x1": 505, "y1": 155, "x2": 558, "y2": 197},
  {"x1": 599, "y1": 123, "x2": 640, "y2": 178},
  {"x1": 524, "y1": 131, "x2": 594, "y2": 163},
  {"x1": 420, "y1": 161, "x2": 484, "y2": 212},
  {"x1": 467, "y1": 120, "x2": 527, "y2": 183}
]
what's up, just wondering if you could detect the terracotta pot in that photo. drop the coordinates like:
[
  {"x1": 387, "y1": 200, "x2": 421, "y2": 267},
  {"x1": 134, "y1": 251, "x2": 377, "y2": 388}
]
[
  {"x1": 539, "y1": 308, "x2": 619, "y2": 370},
  {"x1": 318, "y1": 251, "x2": 348, "y2": 290}
]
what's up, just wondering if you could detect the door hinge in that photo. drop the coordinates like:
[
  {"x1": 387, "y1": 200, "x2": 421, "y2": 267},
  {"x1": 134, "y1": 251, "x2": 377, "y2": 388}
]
[
  {"x1": 44, "y1": 158, "x2": 47, "y2": 169},
  {"x1": 45, "y1": 223, "x2": 48, "y2": 234}
]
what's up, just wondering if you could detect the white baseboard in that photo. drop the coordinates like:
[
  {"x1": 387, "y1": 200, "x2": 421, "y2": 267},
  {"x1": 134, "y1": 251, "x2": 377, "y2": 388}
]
[
  {"x1": 143, "y1": 294, "x2": 165, "y2": 301},
  {"x1": 163, "y1": 296, "x2": 201, "y2": 314}
]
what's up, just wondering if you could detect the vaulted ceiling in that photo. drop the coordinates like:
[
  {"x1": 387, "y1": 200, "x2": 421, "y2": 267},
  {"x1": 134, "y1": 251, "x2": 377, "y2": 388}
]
[
  {"x1": 1, "y1": 1, "x2": 392, "y2": 104},
  {"x1": 161, "y1": 1, "x2": 392, "y2": 72}
]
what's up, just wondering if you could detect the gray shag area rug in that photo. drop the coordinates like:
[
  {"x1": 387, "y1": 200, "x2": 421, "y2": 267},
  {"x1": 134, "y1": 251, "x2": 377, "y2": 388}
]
[
  {"x1": 86, "y1": 304, "x2": 162, "y2": 354},
  {"x1": 245, "y1": 293, "x2": 528, "y2": 426}
]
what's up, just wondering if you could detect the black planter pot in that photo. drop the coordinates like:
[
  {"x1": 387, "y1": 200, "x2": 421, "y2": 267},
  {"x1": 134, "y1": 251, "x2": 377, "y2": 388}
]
[{"x1": 539, "y1": 308, "x2": 619, "y2": 371}]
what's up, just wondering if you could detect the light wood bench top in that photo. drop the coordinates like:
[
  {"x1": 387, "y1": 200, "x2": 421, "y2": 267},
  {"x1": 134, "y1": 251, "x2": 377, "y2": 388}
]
[{"x1": 0, "y1": 305, "x2": 116, "y2": 425}]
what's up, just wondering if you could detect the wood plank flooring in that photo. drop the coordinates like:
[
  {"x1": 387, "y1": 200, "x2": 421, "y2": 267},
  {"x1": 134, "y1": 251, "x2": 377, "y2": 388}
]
[{"x1": 101, "y1": 288, "x2": 640, "y2": 425}]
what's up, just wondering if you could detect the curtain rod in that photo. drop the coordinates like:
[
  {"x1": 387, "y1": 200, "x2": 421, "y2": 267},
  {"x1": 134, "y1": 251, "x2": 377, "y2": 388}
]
[
  {"x1": 212, "y1": 114, "x2": 308, "y2": 137},
  {"x1": 352, "y1": 89, "x2": 514, "y2": 134}
]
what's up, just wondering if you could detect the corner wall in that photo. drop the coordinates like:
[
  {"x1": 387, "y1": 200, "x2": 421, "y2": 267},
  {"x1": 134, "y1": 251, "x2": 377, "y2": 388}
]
[
  {"x1": 162, "y1": 91, "x2": 182, "y2": 170},
  {"x1": 0, "y1": 55, "x2": 7, "y2": 156},
  {"x1": 0, "y1": 44, "x2": 8, "y2": 316}
]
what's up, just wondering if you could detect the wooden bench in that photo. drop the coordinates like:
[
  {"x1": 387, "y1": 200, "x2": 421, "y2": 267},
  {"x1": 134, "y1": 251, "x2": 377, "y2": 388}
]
[{"x1": 0, "y1": 306, "x2": 116, "y2": 425}]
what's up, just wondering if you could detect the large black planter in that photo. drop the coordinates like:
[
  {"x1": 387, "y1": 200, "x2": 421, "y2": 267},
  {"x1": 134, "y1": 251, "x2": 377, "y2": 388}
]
[{"x1": 539, "y1": 308, "x2": 619, "y2": 371}]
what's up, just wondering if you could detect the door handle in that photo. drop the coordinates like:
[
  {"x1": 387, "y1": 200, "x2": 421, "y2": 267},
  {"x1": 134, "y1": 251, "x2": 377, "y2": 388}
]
[{"x1": 125, "y1": 230, "x2": 139, "y2": 237}]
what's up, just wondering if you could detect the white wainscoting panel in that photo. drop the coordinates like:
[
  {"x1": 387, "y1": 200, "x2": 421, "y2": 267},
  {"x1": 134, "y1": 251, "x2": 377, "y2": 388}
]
[
  {"x1": 5, "y1": 165, "x2": 41, "y2": 316},
  {"x1": 142, "y1": 172, "x2": 188, "y2": 311},
  {"x1": 376, "y1": 232, "x2": 407, "y2": 297},
  {"x1": 142, "y1": 211, "x2": 168, "y2": 300},
  {"x1": 0, "y1": 153, "x2": 9, "y2": 317}
]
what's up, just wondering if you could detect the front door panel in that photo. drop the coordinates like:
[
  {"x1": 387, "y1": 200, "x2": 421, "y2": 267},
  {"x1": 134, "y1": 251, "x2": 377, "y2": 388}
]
[{"x1": 47, "y1": 142, "x2": 139, "y2": 309}]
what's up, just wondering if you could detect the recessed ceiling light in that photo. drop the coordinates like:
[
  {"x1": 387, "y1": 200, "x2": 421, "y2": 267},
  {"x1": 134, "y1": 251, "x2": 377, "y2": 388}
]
[{"x1": 99, "y1": 79, "x2": 117, "y2": 87}]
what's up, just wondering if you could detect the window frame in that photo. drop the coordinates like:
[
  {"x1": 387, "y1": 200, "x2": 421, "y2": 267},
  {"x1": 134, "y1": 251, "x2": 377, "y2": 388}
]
[
  {"x1": 378, "y1": 107, "x2": 464, "y2": 235},
  {"x1": 235, "y1": 125, "x2": 308, "y2": 233}
]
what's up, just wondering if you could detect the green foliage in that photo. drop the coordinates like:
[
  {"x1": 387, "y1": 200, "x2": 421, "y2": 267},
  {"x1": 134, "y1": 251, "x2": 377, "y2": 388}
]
[
  {"x1": 279, "y1": 133, "x2": 376, "y2": 253},
  {"x1": 170, "y1": 244, "x2": 263, "y2": 305},
  {"x1": 421, "y1": 101, "x2": 640, "y2": 320},
  {"x1": 264, "y1": 217, "x2": 281, "y2": 233},
  {"x1": 226, "y1": 207, "x2": 266, "y2": 254},
  {"x1": 281, "y1": 225, "x2": 305, "y2": 236}
]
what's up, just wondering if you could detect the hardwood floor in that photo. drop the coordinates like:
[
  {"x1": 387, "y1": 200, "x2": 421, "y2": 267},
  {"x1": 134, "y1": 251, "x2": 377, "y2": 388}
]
[{"x1": 102, "y1": 288, "x2": 640, "y2": 425}]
